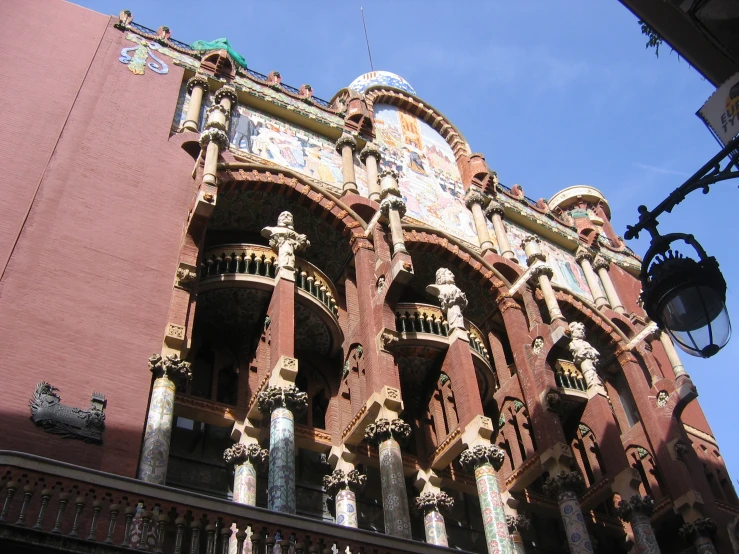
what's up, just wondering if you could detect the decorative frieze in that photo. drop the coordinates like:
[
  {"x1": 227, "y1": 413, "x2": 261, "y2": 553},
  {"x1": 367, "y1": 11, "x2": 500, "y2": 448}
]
[
  {"x1": 364, "y1": 418, "x2": 412, "y2": 446},
  {"x1": 29, "y1": 383, "x2": 106, "y2": 444}
]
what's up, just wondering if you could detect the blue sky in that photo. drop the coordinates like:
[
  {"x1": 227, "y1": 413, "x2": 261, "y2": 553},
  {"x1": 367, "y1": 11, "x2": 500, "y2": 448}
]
[{"x1": 77, "y1": 1, "x2": 738, "y2": 482}]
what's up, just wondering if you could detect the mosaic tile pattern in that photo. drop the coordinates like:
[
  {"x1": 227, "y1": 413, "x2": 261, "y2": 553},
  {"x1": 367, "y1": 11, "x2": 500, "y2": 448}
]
[
  {"x1": 138, "y1": 377, "x2": 175, "y2": 485},
  {"x1": 424, "y1": 510, "x2": 449, "y2": 547},
  {"x1": 268, "y1": 407, "x2": 296, "y2": 513},
  {"x1": 335, "y1": 489, "x2": 358, "y2": 528},
  {"x1": 693, "y1": 536, "x2": 717, "y2": 554},
  {"x1": 630, "y1": 513, "x2": 661, "y2": 554},
  {"x1": 378, "y1": 438, "x2": 412, "y2": 538},
  {"x1": 557, "y1": 491, "x2": 593, "y2": 554},
  {"x1": 348, "y1": 71, "x2": 417, "y2": 96},
  {"x1": 474, "y1": 462, "x2": 513, "y2": 554},
  {"x1": 233, "y1": 461, "x2": 257, "y2": 506}
]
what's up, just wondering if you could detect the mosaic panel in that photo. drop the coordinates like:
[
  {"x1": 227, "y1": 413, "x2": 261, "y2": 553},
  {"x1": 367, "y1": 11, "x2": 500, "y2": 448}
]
[
  {"x1": 374, "y1": 104, "x2": 478, "y2": 246},
  {"x1": 348, "y1": 71, "x2": 417, "y2": 96}
]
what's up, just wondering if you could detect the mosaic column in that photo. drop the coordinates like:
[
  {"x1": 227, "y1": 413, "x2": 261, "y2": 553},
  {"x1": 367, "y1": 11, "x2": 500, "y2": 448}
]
[
  {"x1": 485, "y1": 201, "x2": 516, "y2": 261},
  {"x1": 465, "y1": 189, "x2": 495, "y2": 253},
  {"x1": 365, "y1": 418, "x2": 413, "y2": 538},
  {"x1": 360, "y1": 143, "x2": 381, "y2": 202},
  {"x1": 224, "y1": 443, "x2": 269, "y2": 506},
  {"x1": 257, "y1": 385, "x2": 307, "y2": 514},
  {"x1": 522, "y1": 236, "x2": 566, "y2": 322},
  {"x1": 415, "y1": 491, "x2": 454, "y2": 547},
  {"x1": 658, "y1": 331, "x2": 688, "y2": 378},
  {"x1": 543, "y1": 471, "x2": 593, "y2": 554},
  {"x1": 593, "y1": 255, "x2": 626, "y2": 314},
  {"x1": 506, "y1": 515, "x2": 531, "y2": 554},
  {"x1": 138, "y1": 355, "x2": 192, "y2": 484},
  {"x1": 182, "y1": 74, "x2": 209, "y2": 132},
  {"x1": 379, "y1": 170, "x2": 408, "y2": 257},
  {"x1": 459, "y1": 444, "x2": 513, "y2": 554},
  {"x1": 616, "y1": 495, "x2": 661, "y2": 554},
  {"x1": 336, "y1": 133, "x2": 359, "y2": 195},
  {"x1": 679, "y1": 518, "x2": 718, "y2": 554},
  {"x1": 323, "y1": 468, "x2": 367, "y2": 528},
  {"x1": 575, "y1": 247, "x2": 609, "y2": 309}
]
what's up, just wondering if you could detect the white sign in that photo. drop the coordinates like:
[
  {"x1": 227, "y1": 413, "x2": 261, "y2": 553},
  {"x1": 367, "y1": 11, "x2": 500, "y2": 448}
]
[{"x1": 697, "y1": 71, "x2": 739, "y2": 146}]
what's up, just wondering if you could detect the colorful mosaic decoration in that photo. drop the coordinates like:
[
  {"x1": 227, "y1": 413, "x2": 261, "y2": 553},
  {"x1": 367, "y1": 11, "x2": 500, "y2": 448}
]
[
  {"x1": 630, "y1": 513, "x2": 662, "y2": 554},
  {"x1": 505, "y1": 220, "x2": 594, "y2": 300},
  {"x1": 474, "y1": 462, "x2": 513, "y2": 554},
  {"x1": 424, "y1": 510, "x2": 449, "y2": 547},
  {"x1": 268, "y1": 407, "x2": 296, "y2": 513},
  {"x1": 137, "y1": 377, "x2": 175, "y2": 485},
  {"x1": 233, "y1": 461, "x2": 257, "y2": 505},
  {"x1": 348, "y1": 71, "x2": 417, "y2": 96},
  {"x1": 378, "y1": 438, "x2": 412, "y2": 538},
  {"x1": 557, "y1": 491, "x2": 593, "y2": 553},
  {"x1": 335, "y1": 489, "x2": 358, "y2": 528},
  {"x1": 119, "y1": 34, "x2": 169, "y2": 75},
  {"x1": 374, "y1": 104, "x2": 477, "y2": 246}
]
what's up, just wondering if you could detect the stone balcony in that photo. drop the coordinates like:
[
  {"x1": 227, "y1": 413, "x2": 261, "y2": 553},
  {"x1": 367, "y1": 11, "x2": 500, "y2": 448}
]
[{"x1": 0, "y1": 450, "x2": 470, "y2": 554}]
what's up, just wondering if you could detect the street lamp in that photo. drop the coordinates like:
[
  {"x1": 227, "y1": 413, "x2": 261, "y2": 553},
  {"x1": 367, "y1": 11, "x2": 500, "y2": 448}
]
[{"x1": 625, "y1": 134, "x2": 739, "y2": 358}]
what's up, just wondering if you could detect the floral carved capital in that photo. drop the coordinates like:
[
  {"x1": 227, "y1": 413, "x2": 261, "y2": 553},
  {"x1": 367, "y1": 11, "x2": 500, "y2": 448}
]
[
  {"x1": 542, "y1": 471, "x2": 586, "y2": 499},
  {"x1": 414, "y1": 491, "x2": 454, "y2": 514},
  {"x1": 575, "y1": 246, "x2": 594, "y2": 264},
  {"x1": 364, "y1": 418, "x2": 412, "y2": 446},
  {"x1": 223, "y1": 443, "x2": 269, "y2": 468},
  {"x1": 322, "y1": 469, "x2": 367, "y2": 497},
  {"x1": 679, "y1": 518, "x2": 717, "y2": 542},
  {"x1": 506, "y1": 514, "x2": 531, "y2": 534},
  {"x1": 187, "y1": 74, "x2": 209, "y2": 94},
  {"x1": 214, "y1": 85, "x2": 238, "y2": 107},
  {"x1": 380, "y1": 196, "x2": 407, "y2": 218},
  {"x1": 485, "y1": 200, "x2": 505, "y2": 219},
  {"x1": 616, "y1": 494, "x2": 654, "y2": 522},
  {"x1": 335, "y1": 133, "x2": 358, "y2": 154},
  {"x1": 458, "y1": 443, "x2": 506, "y2": 471},
  {"x1": 592, "y1": 255, "x2": 611, "y2": 272},
  {"x1": 359, "y1": 143, "x2": 381, "y2": 163},
  {"x1": 148, "y1": 354, "x2": 191, "y2": 388},
  {"x1": 199, "y1": 127, "x2": 229, "y2": 149},
  {"x1": 256, "y1": 385, "x2": 308, "y2": 415},
  {"x1": 464, "y1": 189, "x2": 486, "y2": 210}
]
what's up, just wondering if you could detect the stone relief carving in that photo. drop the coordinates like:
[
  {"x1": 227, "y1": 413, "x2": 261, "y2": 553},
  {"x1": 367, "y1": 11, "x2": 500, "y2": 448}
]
[
  {"x1": 426, "y1": 268, "x2": 468, "y2": 330},
  {"x1": 29, "y1": 382, "x2": 106, "y2": 444},
  {"x1": 532, "y1": 337, "x2": 544, "y2": 355},
  {"x1": 261, "y1": 211, "x2": 310, "y2": 271}
]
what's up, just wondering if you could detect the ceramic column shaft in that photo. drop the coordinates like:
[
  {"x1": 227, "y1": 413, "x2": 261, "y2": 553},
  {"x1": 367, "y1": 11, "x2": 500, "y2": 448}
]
[
  {"x1": 138, "y1": 377, "x2": 176, "y2": 485},
  {"x1": 557, "y1": 491, "x2": 593, "y2": 554},
  {"x1": 475, "y1": 462, "x2": 513, "y2": 554},
  {"x1": 268, "y1": 407, "x2": 296, "y2": 513},
  {"x1": 335, "y1": 489, "x2": 358, "y2": 528},
  {"x1": 630, "y1": 513, "x2": 661, "y2": 554},
  {"x1": 424, "y1": 510, "x2": 449, "y2": 547},
  {"x1": 379, "y1": 438, "x2": 412, "y2": 538}
]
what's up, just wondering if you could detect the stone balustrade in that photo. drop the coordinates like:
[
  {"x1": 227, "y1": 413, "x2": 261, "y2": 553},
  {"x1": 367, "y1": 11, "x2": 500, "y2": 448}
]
[
  {"x1": 394, "y1": 303, "x2": 491, "y2": 363},
  {"x1": 553, "y1": 359, "x2": 587, "y2": 392},
  {"x1": 200, "y1": 244, "x2": 339, "y2": 317},
  {"x1": 0, "y1": 450, "x2": 471, "y2": 554}
]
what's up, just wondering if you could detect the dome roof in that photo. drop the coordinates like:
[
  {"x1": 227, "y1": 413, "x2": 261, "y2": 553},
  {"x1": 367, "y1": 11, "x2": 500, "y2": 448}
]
[
  {"x1": 348, "y1": 71, "x2": 416, "y2": 96},
  {"x1": 548, "y1": 185, "x2": 611, "y2": 220}
]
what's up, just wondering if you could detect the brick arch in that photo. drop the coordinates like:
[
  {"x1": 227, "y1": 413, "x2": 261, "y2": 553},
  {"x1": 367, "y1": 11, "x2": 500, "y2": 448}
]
[
  {"x1": 553, "y1": 289, "x2": 629, "y2": 348},
  {"x1": 363, "y1": 88, "x2": 471, "y2": 161},
  {"x1": 217, "y1": 165, "x2": 373, "y2": 253}
]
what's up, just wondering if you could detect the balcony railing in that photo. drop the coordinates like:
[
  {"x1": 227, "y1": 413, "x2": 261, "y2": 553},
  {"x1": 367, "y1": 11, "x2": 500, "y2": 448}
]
[
  {"x1": 394, "y1": 303, "x2": 491, "y2": 363},
  {"x1": 200, "y1": 244, "x2": 339, "y2": 317},
  {"x1": 554, "y1": 359, "x2": 587, "y2": 392},
  {"x1": 0, "y1": 450, "x2": 466, "y2": 554}
]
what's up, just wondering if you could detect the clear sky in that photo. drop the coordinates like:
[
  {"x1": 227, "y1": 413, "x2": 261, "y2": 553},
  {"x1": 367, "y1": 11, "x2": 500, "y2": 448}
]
[{"x1": 75, "y1": 0, "x2": 738, "y2": 483}]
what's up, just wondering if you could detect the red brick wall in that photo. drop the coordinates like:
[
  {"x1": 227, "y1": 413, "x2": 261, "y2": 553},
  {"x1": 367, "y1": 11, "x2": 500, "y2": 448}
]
[{"x1": 0, "y1": 1, "x2": 197, "y2": 477}]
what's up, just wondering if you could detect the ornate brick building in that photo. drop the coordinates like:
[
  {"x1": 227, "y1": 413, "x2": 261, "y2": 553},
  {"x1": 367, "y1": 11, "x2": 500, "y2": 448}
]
[{"x1": 0, "y1": 2, "x2": 737, "y2": 553}]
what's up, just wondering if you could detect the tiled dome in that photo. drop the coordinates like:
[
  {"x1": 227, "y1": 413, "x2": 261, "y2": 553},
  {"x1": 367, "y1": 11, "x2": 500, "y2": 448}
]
[{"x1": 348, "y1": 71, "x2": 416, "y2": 96}]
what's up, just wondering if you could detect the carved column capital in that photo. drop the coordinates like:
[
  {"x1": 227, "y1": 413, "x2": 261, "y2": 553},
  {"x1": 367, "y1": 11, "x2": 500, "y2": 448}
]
[
  {"x1": 256, "y1": 385, "x2": 308, "y2": 415},
  {"x1": 616, "y1": 494, "x2": 654, "y2": 522},
  {"x1": 359, "y1": 142, "x2": 381, "y2": 163},
  {"x1": 592, "y1": 255, "x2": 611, "y2": 271},
  {"x1": 214, "y1": 85, "x2": 238, "y2": 107},
  {"x1": 187, "y1": 74, "x2": 210, "y2": 94},
  {"x1": 575, "y1": 246, "x2": 595, "y2": 264},
  {"x1": 322, "y1": 468, "x2": 367, "y2": 497},
  {"x1": 223, "y1": 443, "x2": 269, "y2": 468},
  {"x1": 414, "y1": 491, "x2": 454, "y2": 514},
  {"x1": 364, "y1": 418, "x2": 412, "y2": 446},
  {"x1": 148, "y1": 354, "x2": 192, "y2": 387},
  {"x1": 380, "y1": 196, "x2": 407, "y2": 218},
  {"x1": 679, "y1": 518, "x2": 717, "y2": 541},
  {"x1": 459, "y1": 443, "x2": 506, "y2": 471},
  {"x1": 199, "y1": 127, "x2": 229, "y2": 149},
  {"x1": 506, "y1": 514, "x2": 531, "y2": 534},
  {"x1": 485, "y1": 200, "x2": 505, "y2": 219},
  {"x1": 521, "y1": 235, "x2": 546, "y2": 264},
  {"x1": 378, "y1": 168, "x2": 399, "y2": 181},
  {"x1": 464, "y1": 189, "x2": 487, "y2": 210},
  {"x1": 335, "y1": 133, "x2": 358, "y2": 154},
  {"x1": 542, "y1": 471, "x2": 586, "y2": 499},
  {"x1": 529, "y1": 263, "x2": 554, "y2": 280}
]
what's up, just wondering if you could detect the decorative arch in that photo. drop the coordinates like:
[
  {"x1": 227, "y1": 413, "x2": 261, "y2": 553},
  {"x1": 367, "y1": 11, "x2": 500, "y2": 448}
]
[
  {"x1": 497, "y1": 397, "x2": 535, "y2": 473},
  {"x1": 626, "y1": 444, "x2": 664, "y2": 499}
]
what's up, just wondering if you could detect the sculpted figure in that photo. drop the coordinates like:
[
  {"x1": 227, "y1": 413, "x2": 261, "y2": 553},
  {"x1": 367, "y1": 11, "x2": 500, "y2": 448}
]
[
  {"x1": 568, "y1": 322, "x2": 599, "y2": 365},
  {"x1": 426, "y1": 268, "x2": 468, "y2": 330},
  {"x1": 261, "y1": 211, "x2": 310, "y2": 270}
]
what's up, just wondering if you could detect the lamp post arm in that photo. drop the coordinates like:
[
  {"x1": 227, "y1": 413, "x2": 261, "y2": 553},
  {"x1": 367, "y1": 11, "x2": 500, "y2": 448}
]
[{"x1": 625, "y1": 134, "x2": 739, "y2": 241}]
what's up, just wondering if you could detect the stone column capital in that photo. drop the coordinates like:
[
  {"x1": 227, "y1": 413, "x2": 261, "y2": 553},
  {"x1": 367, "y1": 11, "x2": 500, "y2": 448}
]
[
  {"x1": 204, "y1": 103, "x2": 230, "y2": 131},
  {"x1": 380, "y1": 196, "x2": 407, "y2": 218},
  {"x1": 506, "y1": 514, "x2": 531, "y2": 534},
  {"x1": 187, "y1": 74, "x2": 210, "y2": 94},
  {"x1": 485, "y1": 200, "x2": 505, "y2": 218},
  {"x1": 542, "y1": 471, "x2": 586, "y2": 499},
  {"x1": 464, "y1": 188, "x2": 487, "y2": 210},
  {"x1": 335, "y1": 133, "x2": 358, "y2": 154},
  {"x1": 214, "y1": 85, "x2": 238, "y2": 107},
  {"x1": 378, "y1": 168, "x2": 399, "y2": 181},
  {"x1": 359, "y1": 142, "x2": 381, "y2": 163},
  {"x1": 522, "y1": 235, "x2": 546, "y2": 264},
  {"x1": 223, "y1": 443, "x2": 269, "y2": 468},
  {"x1": 199, "y1": 127, "x2": 229, "y2": 149},
  {"x1": 592, "y1": 254, "x2": 611, "y2": 271},
  {"x1": 616, "y1": 494, "x2": 654, "y2": 522},
  {"x1": 575, "y1": 246, "x2": 595, "y2": 264},
  {"x1": 364, "y1": 417, "x2": 412, "y2": 446},
  {"x1": 679, "y1": 517, "x2": 717, "y2": 541},
  {"x1": 323, "y1": 468, "x2": 367, "y2": 497},
  {"x1": 256, "y1": 385, "x2": 308, "y2": 415},
  {"x1": 459, "y1": 443, "x2": 506, "y2": 471},
  {"x1": 529, "y1": 263, "x2": 554, "y2": 280},
  {"x1": 414, "y1": 491, "x2": 454, "y2": 514},
  {"x1": 148, "y1": 354, "x2": 191, "y2": 387}
]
